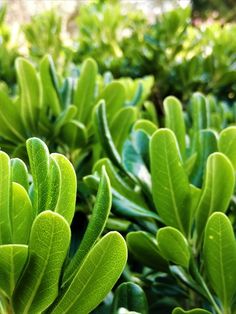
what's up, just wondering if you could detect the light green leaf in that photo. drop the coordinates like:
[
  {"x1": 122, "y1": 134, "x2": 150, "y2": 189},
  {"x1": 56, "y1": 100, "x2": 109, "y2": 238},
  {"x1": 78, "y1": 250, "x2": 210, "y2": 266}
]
[
  {"x1": 218, "y1": 126, "x2": 236, "y2": 170},
  {"x1": 111, "y1": 282, "x2": 148, "y2": 314},
  {"x1": 54, "y1": 105, "x2": 77, "y2": 135},
  {"x1": 0, "y1": 151, "x2": 12, "y2": 244},
  {"x1": 110, "y1": 107, "x2": 137, "y2": 153},
  {"x1": 190, "y1": 129, "x2": 218, "y2": 187},
  {"x1": 0, "y1": 89, "x2": 26, "y2": 143},
  {"x1": 195, "y1": 153, "x2": 235, "y2": 241},
  {"x1": 63, "y1": 167, "x2": 111, "y2": 285},
  {"x1": 150, "y1": 129, "x2": 191, "y2": 235},
  {"x1": 11, "y1": 158, "x2": 29, "y2": 192},
  {"x1": 40, "y1": 55, "x2": 61, "y2": 116},
  {"x1": 51, "y1": 153, "x2": 76, "y2": 224},
  {"x1": 0, "y1": 244, "x2": 28, "y2": 297},
  {"x1": 164, "y1": 96, "x2": 186, "y2": 157},
  {"x1": 16, "y1": 58, "x2": 41, "y2": 132},
  {"x1": 127, "y1": 231, "x2": 168, "y2": 271},
  {"x1": 50, "y1": 232, "x2": 127, "y2": 314},
  {"x1": 74, "y1": 58, "x2": 97, "y2": 124},
  {"x1": 99, "y1": 81, "x2": 125, "y2": 119},
  {"x1": 157, "y1": 227, "x2": 190, "y2": 268},
  {"x1": 203, "y1": 212, "x2": 236, "y2": 309},
  {"x1": 13, "y1": 211, "x2": 71, "y2": 314},
  {"x1": 11, "y1": 182, "x2": 34, "y2": 244},
  {"x1": 60, "y1": 120, "x2": 87, "y2": 149},
  {"x1": 172, "y1": 307, "x2": 211, "y2": 314},
  {"x1": 26, "y1": 137, "x2": 50, "y2": 213},
  {"x1": 133, "y1": 119, "x2": 157, "y2": 137},
  {"x1": 190, "y1": 92, "x2": 209, "y2": 132},
  {"x1": 93, "y1": 158, "x2": 147, "y2": 209},
  {"x1": 44, "y1": 156, "x2": 60, "y2": 212},
  {"x1": 94, "y1": 100, "x2": 123, "y2": 170}
]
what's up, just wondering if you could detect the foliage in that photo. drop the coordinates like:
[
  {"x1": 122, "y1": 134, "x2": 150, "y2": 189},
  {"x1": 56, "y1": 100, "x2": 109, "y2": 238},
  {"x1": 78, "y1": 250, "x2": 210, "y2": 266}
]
[
  {"x1": 0, "y1": 4, "x2": 18, "y2": 85},
  {"x1": 87, "y1": 93, "x2": 236, "y2": 313},
  {"x1": 22, "y1": 9, "x2": 73, "y2": 71},
  {"x1": 0, "y1": 137, "x2": 127, "y2": 313},
  {"x1": 0, "y1": 55, "x2": 153, "y2": 174}
]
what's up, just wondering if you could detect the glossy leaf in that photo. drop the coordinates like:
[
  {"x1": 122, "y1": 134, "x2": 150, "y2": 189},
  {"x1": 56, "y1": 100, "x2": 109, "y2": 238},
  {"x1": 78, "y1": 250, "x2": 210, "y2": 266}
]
[
  {"x1": 99, "y1": 81, "x2": 125, "y2": 119},
  {"x1": 0, "y1": 244, "x2": 28, "y2": 297},
  {"x1": 13, "y1": 211, "x2": 71, "y2": 313},
  {"x1": 190, "y1": 129, "x2": 218, "y2": 187},
  {"x1": 110, "y1": 107, "x2": 137, "y2": 153},
  {"x1": 16, "y1": 58, "x2": 40, "y2": 132},
  {"x1": 0, "y1": 151, "x2": 12, "y2": 244},
  {"x1": 127, "y1": 231, "x2": 168, "y2": 271},
  {"x1": 0, "y1": 89, "x2": 26, "y2": 142},
  {"x1": 111, "y1": 282, "x2": 148, "y2": 314},
  {"x1": 11, "y1": 182, "x2": 34, "y2": 244},
  {"x1": 40, "y1": 55, "x2": 61, "y2": 116},
  {"x1": 63, "y1": 167, "x2": 111, "y2": 284},
  {"x1": 218, "y1": 126, "x2": 236, "y2": 170},
  {"x1": 74, "y1": 58, "x2": 97, "y2": 124},
  {"x1": 157, "y1": 227, "x2": 190, "y2": 268},
  {"x1": 94, "y1": 100, "x2": 123, "y2": 171},
  {"x1": 150, "y1": 129, "x2": 191, "y2": 235},
  {"x1": 172, "y1": 307, "x2": 211, "y2": 314},
  {"x1": 203, "y1": 212, "x2": 236, "y2": 309},
  {"x1": 50, "y1": 232, "x2": 127, "y2": 314},
  {"x1": 195, "y1": 153, "x2": 235, "y2": 241},
  {"x1": 51, "y1": 153, "x2": 77, "y2": 224},
  {"x1": 133, "y1": 119, "x2": 157, "y2": 137},
  {"x1": 26, "y1": 137, "x2": 50, "y2": 213},
  {"x1": 11, "y1": 158, "x2": 29, "y2": 192},
  {"x1": 60, "y1": 120, "x2": 87, "y2": 149},
  {"x1": 164, "y1": 96, "x2": 186, "y2": 157}
]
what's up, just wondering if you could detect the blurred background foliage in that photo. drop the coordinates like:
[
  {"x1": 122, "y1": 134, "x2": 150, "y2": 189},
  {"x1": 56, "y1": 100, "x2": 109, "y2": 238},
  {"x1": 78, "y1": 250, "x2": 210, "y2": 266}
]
[{"x1": 1, "y1": 0, "x2": 236, "y2": 105}]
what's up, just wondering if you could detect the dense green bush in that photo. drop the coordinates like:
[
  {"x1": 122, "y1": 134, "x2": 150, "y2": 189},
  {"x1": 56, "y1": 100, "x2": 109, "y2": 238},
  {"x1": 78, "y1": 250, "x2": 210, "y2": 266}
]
[{"x1": 0, "y1": 2, "x2": 236, "y2": 313}]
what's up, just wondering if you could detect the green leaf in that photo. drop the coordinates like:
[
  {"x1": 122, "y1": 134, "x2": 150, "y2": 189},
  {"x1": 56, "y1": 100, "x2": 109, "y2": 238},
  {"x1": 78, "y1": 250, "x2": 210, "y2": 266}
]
[
  {"x1": 203, "y1": 212, "x2": 236, "y2": 309},
  {"x1": 16, "y1": 58, "x2": 41, "y2": 132},
  {"x1": 0, "y1": 244, "x2": 28, "y2": 296},
  {"x1": 51, "y1": 153, "x2": 77, "y2": 224},
  {"x1": 60, "y1": 120, "x2": 87, "y2": 149},
  {"x1": 164, "y1": 96, "x2": 186, "y2": 157},
  {"x1": 63, "y1": 167, "x2": 111, "y2": 285},
  {"x1": 54, "y1": 105, "x2": 77, "y2": 135},
  {"x1": 0, "y1": 89, "x2": 26, "y2": 143},
  {"x1": 13, "y1": 211, "x2": 71, "y2": 314},
  {"x1": 44, "y1": 156, "x2": 60, "y2": 213},
  {"x1": 26, "y1": 137, "x2": 50, "y2": 213},
  {"x1": 93, "y1": 158, "x2": 147, "y2": 210},
  {"x1": 218, "y1": 126, "x2": 236, "y2": 170},
  {"x1": 0, "y1": 151, "x2": 12, "y2": 244},
  {"x1": 94, "y1": 100, "x2": 123, "y2": 170},
  {"x1": 157, "y1": 227, "x2": 190, "y2": 268},
  {"x1": 127, "y1": 231, "x2": 168, "y2": 271},
  {"x1": 150, "y1": 129, "x2": 191, "y2": 235},
  {"x1": 195, "y1": 153, "x2": 235, "y2": 241},
  {"x1": 99, "y1": 81, "x2": 126, "y2": 119},
  {"x1": 40, "y1": 55, "x2": 61, "y2": 116},
  {"x1": 11, "y1": 182, "x2": 34, "y2": 244},
  {"x1": 172, "y1": 307, "x2": 211, "y2": 314},
  {"x1": 190, "y1": 92, "x2": 209, "y2": 132},
  {"x1": 111, "y1": 282, "x2": 148, "y2": 314},
  {"x1": 110, "y1": 107, "x2": 137, "y2": 153},
  {"x1": 50, "y1": 232, "x2": 127, "y2": 314},
  {"x1": 133, "y1": 119, "x2": 157, "y2": 137},
  {"x1": 11, "y1": 158, "x2": 29, "y2": 192},
  {"x1": 190, "y1": 129, "x2": 218, "y2": 187},
  {"x1": 74, "y1": 58, "x2": 97, "y2": 124}
]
